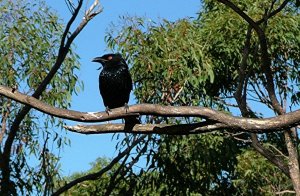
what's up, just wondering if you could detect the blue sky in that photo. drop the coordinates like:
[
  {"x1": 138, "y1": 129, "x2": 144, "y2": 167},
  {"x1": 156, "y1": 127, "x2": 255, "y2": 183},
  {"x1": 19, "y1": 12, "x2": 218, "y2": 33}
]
[{"x1": 45, "y1": 0, "x2": 201, "y2": 176}]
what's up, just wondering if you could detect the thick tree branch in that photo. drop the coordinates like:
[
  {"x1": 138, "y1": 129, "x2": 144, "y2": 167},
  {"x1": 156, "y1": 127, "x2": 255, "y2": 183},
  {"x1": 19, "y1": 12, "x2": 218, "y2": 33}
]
[
  {"x1": 64, "y1": 122, "x2": 229, "y2": 135},
  {"x1": 218, "y1": 1, "x2": 300, "y2": 193},
  {"x1": 1, "y1": 85, "x2": 300, "y2": 132},
  {"x1": 231, "y1": 25, "x2": 289, "y2": 177},
  {"x1": 0, "y1": 99, "x2": 11, "y2": 144},
  {"x1": 283, "y1": 130, "x2": 300, "y2": 192},
  {"x1": 251, "y1": 134, "x2": 290, "y2": 177},
  {"x1": 226, "y1": 6, "x2": 291, "y2": 179}
]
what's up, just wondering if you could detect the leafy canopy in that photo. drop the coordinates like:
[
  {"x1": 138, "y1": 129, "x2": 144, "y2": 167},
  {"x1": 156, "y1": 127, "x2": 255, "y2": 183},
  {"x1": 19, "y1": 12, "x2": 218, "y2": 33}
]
[
  {"x1": 103, "y1": 0, "x2": 300, "y2": 194},
  {"x1": 0, "y1": 0, "x2": 82, "y2": 194}
]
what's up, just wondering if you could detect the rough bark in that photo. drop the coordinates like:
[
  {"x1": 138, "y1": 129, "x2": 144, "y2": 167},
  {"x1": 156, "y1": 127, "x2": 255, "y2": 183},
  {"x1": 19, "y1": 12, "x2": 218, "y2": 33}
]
[{"x1": 1, "y1": 85, "x2": 300, "y2": 132}]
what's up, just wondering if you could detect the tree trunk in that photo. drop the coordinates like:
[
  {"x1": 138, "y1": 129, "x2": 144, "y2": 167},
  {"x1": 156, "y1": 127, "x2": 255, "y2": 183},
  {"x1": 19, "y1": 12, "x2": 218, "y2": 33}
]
[{"x1": 284, "y1": 130, "x2": 300, "y2": 195}]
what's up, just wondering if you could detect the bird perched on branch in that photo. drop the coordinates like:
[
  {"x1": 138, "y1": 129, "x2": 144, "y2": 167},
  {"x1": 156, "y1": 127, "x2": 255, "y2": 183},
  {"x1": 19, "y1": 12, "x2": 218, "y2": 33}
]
[{"x1": 92, "y1": 53, "x2": 139, "y2": 125}]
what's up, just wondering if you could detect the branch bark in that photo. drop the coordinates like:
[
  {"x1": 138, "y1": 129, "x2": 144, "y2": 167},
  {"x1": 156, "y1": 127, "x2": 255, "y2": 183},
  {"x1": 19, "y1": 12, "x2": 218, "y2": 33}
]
[
  {"x1": 251, "y1": 134, "x2": 290, "y2": 177},
  {"x1": 1, "y1": 85, "x2": 300, "y2": 132},
  {"x1": 64, "y1": 122, "x2": 229, "y2": 134}
]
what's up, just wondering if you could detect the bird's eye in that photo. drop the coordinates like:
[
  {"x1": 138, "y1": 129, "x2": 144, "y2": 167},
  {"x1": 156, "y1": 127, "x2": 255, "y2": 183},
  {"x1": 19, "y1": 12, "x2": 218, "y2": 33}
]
[{"x1": 108, "y1": 56, "x2": 113, "y2": 60}]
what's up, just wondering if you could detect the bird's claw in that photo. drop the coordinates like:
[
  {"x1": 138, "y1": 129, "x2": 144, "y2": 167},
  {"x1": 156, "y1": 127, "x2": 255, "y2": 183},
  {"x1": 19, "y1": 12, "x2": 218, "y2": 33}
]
[
  {"x1": 124, "y1": 103, "x2": 129, "y2": 113},
  {"x1": 105, "y1": 106, "x2": 111, "y2": 115}
]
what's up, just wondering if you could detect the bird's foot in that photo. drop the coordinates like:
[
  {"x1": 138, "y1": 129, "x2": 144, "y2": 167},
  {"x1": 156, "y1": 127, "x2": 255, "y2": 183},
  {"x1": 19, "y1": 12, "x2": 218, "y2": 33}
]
[
  {"x1": 105, "y1": 106, "x2": 111, "y2": 115},
  {"x1": 124, "y1": 103, "x2": 129, "y2": 113}
]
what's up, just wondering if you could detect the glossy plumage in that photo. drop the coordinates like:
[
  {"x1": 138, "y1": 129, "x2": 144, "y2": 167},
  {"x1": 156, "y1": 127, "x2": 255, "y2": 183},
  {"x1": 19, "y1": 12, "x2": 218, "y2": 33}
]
[{"x1": 92, "y1": 53, "x2": 139, "y2": 125}]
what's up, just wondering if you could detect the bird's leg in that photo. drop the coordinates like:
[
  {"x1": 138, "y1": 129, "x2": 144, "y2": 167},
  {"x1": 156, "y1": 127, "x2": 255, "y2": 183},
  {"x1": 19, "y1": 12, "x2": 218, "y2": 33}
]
[
  {"x1": 105, "y1": 106, "x2": 112, "y2": 124},
  {"x1": 124, "y1": 103, "x2": 129, "y2": 113},
  {"x1": 105, "y1": 106, "x2": 111, "y2": 115}
]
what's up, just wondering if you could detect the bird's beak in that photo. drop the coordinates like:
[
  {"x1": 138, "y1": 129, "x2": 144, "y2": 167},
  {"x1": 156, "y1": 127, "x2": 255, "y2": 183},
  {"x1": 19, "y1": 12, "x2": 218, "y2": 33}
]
[{"x1": 92, "y1": 57, "x2": 107, "y2": 63}]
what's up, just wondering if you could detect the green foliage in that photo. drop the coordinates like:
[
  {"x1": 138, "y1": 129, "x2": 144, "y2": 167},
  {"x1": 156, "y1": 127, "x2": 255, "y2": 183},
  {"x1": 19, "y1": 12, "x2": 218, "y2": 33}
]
[
  {"x1": 200, "y1": 0, "x2": 300, "y2": 104},
  {"x1": 150, "y1": 133, "x2": 240, "y2": 195},
  {"x1": 0, "y1": 0, "x2": 82, "y2": 194},
  {"x1": 233, "y1": 149, "x2": 292, "y2": 195},
  {"x1": 106, "y1": 17, "x2": 215, "y2": 106},
  {"x1": 50, "y1": 0, "x2": 300, "y2": 194},
  {"x1": 102, "y1": 0, "x2": 300, "y2": 194},
  {"x1": 60, "y1": 158, "x2": 113, "y2": 195},
  {"x1": 59, "y1": 157, "x2": 169, "y2": 196}
]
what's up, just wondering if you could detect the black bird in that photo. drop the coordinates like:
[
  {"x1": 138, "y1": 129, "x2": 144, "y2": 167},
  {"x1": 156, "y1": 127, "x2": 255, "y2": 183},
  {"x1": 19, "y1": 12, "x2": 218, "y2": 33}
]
[{"x1": 92, "y1": 53, "x2": 139, "y2": 125}]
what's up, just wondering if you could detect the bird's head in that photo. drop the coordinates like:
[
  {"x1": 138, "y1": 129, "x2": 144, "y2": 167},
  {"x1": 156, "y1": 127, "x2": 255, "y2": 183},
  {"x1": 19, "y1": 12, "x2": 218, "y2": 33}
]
[{"x1": 92, "y1": 53, "x2": 125, "y2": 68}]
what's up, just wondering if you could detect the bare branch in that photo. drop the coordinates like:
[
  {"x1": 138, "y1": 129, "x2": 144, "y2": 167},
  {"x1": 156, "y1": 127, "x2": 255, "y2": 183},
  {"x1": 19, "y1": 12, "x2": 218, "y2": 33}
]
[
  {"x1": 275, "y1": 190, "x2": 296, "y2": 195},
  {"x1": 65, "y1": 0, "x2": 77, "y2": 13},
  {"x1": 0, "y1": 100, "x2": 11, "y2": 144},
  {"x1": 250, "y1": 134, "x2": 290, "y2": 177},
  {"x1": 283, "y1": 130, "x2": 300, "y2": 191},
  {"x1": 60, "y1": 0, "x2": 83, "y2": 58},
  {"x1": 2, "y1": 85, "x2": 300, "y2": 132},
  {"x1": 265, "y1": 143, "x2": 289, "y2": 159},
  {"x1": 85, "y1": 0, "x2": 103, "y2": 19},
  {"x1": 234, "y1": 26, "x2": 252, "y2": 114},
  {"x1": 249, "y1": 81, "x2": 272, "y2": 108},
  {"x1": 64, "y1": 122, "x2": 229, "y2": 135},
  {"x1": 224, "y1": 131, "x2": 252, "y2": 143}
]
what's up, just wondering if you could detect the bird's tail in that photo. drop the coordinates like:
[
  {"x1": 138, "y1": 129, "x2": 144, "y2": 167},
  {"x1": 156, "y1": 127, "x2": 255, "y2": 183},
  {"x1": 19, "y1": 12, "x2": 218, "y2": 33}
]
[
  {"x1": 124, "y1": 116, "x2": 140, "y2": 130},
  {"x1": 124, "y1": 116, "x2": 140, "y2": 125}
]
